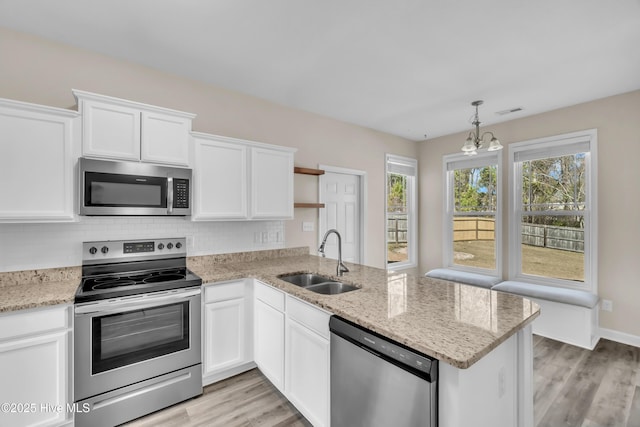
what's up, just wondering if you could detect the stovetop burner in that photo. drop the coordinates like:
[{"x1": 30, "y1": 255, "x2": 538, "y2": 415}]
[
  {"x1": 76, "y1": 238, "x2": 202, "y2": 303},
  {"x1": 83, "y1": 268, "x2": 187, "y2": 291}
]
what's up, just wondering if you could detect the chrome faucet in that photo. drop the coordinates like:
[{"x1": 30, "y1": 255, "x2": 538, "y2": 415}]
[{"x1": 318, "y1": 229, "x2": 349, "y2": 276}]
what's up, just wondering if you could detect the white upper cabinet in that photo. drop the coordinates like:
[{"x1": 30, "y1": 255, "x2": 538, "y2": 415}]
[
  {"x1": 251, "y1": 147, "x2": 294, "y2": 219},
  {"x1": 73, "y1": 90, "x2": 195, "y2": 166},
  {"x1": 0, "y1": 98, "x2": 79, "y2": 222},
  {"x1": 192, "y1": 133, "x2": 248, "y2": 220},
  {"x1": 191, "y1": 132, "x2": 295, "y2": 221},
  {"x1": 79, "y1": 97, "x2": 140, "y2": 161},
  {"x1": 141, "y1": 111, "x2": 192, "y2": 165}
]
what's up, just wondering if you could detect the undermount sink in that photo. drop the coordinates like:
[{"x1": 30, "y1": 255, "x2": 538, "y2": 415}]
[
  {"x1": 278, "y1": 273, "x2": 334, "y2": 287},
  {"x1": 277, "y1": 273, "x2": 359, "y2": 295},
  {"x1": 303, "y1": 282, "x2": 359, "y2": 295}
]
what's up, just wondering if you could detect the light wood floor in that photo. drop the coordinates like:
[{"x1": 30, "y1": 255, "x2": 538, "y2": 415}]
[
  {"x1": 533, "y1": 335, "x2": 640, "y2": 427},
  {"x1": 126, "y1": 336, "x2": 640, "y2": 427},
  {"x1": 125, "y1": 368, "x2": 309, "y2": 427}
]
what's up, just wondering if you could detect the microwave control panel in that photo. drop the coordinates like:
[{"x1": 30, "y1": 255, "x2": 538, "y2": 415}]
[{"x1": 173, "y1": 179, "x2": 190, "y2": 208}]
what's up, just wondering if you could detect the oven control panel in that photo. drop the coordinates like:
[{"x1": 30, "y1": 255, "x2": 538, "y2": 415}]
[
  {"x1": 123, "y1": 241, "x2": 155, "y2": 253},
  {"x1": 83, "y1": 237, "x2": 187, "y2": 264}
]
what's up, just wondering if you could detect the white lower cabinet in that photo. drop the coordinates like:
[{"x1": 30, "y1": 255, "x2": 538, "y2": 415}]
[
  {"x1": 0, "y1": 304, "x2": 72, "y2": 427},
  {"x1": 206, "y1": 280, "x2": 332, "y2": 426},
  {"x1": 253, "y1": 281, "x2": 286, "y2": 392},
  {"x1": 285, "y1": 296, "x2": 331, "y2": 427},
  {"x1": 203, "y1": 280, "x2": 254, "y2": 385}
]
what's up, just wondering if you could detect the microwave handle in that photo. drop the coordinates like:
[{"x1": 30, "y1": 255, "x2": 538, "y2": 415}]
[{"x1": 167, "y1": 177, "x2": 174, "y2": 214}]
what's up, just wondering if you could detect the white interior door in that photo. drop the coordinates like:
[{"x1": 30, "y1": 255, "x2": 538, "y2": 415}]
[{"x1": 319, "y1": 169, "x2": 363, "y2": 264}]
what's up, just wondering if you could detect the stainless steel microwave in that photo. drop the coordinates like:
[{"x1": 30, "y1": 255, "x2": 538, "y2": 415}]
[{"x1": 79, "y1": 158, "x2": 192, "y2": 216}]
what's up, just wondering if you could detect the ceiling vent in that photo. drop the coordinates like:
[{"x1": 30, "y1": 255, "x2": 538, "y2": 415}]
[{"x1": 495, "y1": 107, "x2": 523, "y2": 116}]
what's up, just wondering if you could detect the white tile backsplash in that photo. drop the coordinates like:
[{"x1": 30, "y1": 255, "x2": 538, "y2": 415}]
[{"x1": 0, "y1": 217, "x2": 285, "y2": 272}]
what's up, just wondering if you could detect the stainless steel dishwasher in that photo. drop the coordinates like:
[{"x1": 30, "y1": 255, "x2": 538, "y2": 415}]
[{"x1": 330, "y1": 316, "x2": 438, "y2": 427}]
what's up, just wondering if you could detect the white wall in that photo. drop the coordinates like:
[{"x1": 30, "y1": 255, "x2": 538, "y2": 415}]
[
  {"x1": 418, "y1": 90, "x2": 640, "y2": 338},
  {"x1": 0, "y1": 27, "x2": 417, "y2": 270}
]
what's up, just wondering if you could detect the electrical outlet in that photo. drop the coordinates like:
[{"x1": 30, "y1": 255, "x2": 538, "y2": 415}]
[
  {"x1": 302, "y1": 222, "x2": 314, "y2": 232},
  {"x1": 601, "y1": 299, "x2": 613, "y2": 312}
]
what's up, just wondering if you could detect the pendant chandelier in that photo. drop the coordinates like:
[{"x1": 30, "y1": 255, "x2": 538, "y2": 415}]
[{"x1": 461, "y1": 100, "x2": 503, "y2": 156}]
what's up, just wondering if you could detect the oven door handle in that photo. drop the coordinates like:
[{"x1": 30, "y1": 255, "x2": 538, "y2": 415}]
[{"x1": 75, "y1": 288, "x2": 201, "y2": 315}]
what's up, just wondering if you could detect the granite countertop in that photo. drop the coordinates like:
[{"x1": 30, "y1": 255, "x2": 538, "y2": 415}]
[
  {"x1": 0, "y1": 267, "x2": 81, "y2": 312},
  {"x1": 188, "y1": 249, "x2": 540, "y2": 369},
  {"x1": 0, "y1": 247, "x2": 539, "y2": 369}
]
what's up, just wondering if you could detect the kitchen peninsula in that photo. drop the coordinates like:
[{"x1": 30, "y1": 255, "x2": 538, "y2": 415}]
[{"x1": 0, "y1": 247, "x2": 539, "y2": 427}]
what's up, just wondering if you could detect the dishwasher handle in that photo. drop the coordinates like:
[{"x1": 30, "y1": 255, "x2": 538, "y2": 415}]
[{"x1": 329, "y1": 316, "x2": 438, "y2": 382}]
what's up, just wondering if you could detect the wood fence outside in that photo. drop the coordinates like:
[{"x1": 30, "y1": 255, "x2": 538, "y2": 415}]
[
  {"x1": 387, "y1": 215, "x2": 585, "y2": 253},
  {"x1": 521, "y1": 223, "x2": 584, "y2": 253},
  {"x1": 387, "y1": 214, "x2": 407, "y2": 244},
  {"x1": 453, "y1": 217, "x2": 495, "y2": 242}
]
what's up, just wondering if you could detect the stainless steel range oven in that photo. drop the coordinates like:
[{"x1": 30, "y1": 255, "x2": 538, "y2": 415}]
[{"x1": 74, "y1": 238, "x2": 202, "y2": 427}]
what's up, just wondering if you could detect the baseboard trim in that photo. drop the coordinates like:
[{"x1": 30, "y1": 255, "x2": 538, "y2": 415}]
[{"x1": 599, "y1": 327, "x2": 640, "y2": 348}]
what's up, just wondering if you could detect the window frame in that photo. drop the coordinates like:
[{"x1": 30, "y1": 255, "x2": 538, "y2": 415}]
[
  {"x1": 508, "y1": 129, "x2": 598, "y2": 293},
  {"x1": 385, "y1": 154, "x2": 418, "y2": 271},
  {"x1": 442, "y1": 150, "x2": 503, "y2": 277}
]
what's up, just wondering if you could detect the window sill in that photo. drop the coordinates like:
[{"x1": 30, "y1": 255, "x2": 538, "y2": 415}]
[
  {"x1": 512, "y1": 273, "x2": 595, "y2": 294},
  {"x1": 387, "y1": 261, "x2": 417, "y2": 272}
]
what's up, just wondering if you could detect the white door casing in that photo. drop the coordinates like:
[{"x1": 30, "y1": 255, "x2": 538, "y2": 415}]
[{"x1": 318, "y1": 166, "x2": 366, "y2": 265}]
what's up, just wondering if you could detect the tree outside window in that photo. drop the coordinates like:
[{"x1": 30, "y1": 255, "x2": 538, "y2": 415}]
[
  {"x1": 443, "y1": 150, "x2": 502, "y2": 276},
  {"x1": 519, "y1": 153, "x2": 586, "y2": 282},
  {"x1": 386, "y1": 155, "x2": 417, "y2": 269},
  {"x1": 509, "y1": 129, "x2": 596, "y2": 292},
  {"x1": 452, "y1": 165, "x2": 498, "y2": 270}
]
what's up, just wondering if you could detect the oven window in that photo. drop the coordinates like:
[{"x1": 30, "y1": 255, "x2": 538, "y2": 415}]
[
  {"x1": 85, "y1": 172, "x2": 167, "y2": 208},
  {"x1": 92, "y1": 302, "x2": 189, "y2": 374}
]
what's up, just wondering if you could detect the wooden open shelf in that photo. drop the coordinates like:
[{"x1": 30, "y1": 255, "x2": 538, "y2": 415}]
[
  {"x1": 293, "y1": 166, "x2": 325, "y2": 208},
  {"x1": 294, "y1": 202, "x2": 325, "y2": 209},
  {"x1": 294, "y1": 166, "x2": 325, "y2": 176}
]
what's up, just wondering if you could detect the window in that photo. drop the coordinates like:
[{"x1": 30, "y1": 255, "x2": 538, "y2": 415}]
[
  {"x1": 443, "y1": 151, "x2": 502, "y2": 275},
  {"x1": 509, "y1": 129, "x2": 597, "y2": 292},
  {"x1": 386, "y1": 154, "x2": 417, "y2": 270}
]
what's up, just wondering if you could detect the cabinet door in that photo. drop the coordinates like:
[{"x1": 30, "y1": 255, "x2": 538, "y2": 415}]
[
  {"x1": 250, "y1": 147, "x2": 294, "y2": 219},
  {"x1": 141, "y1": 111, "x2": 190, "y2": 166},
  {"x1": 193, "y1": 136, "x2": 248, "y2": 220},
  {"x1": 0, "y1": 330, "x2": 70, "y2": 427},
  {"x1": 203, "y1": 298, "x2": 246, "y2": 376},
  {"x1": 254, "y1": 299, "x2": 285, "y2": 392},
  {"x1": 285, "y1": 316, "x2": 330, "y2": 427},
  {"x1": 82, "y1": 99, "x2": 141, "y2": 161},
  {"x1": 0, "y1": 101, "x2": 77, "y2": 222}
]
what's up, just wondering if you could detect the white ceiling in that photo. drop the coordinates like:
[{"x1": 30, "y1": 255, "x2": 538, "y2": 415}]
[{"x1": 1, "y1": 0, "x2": 639, "y2": 141}]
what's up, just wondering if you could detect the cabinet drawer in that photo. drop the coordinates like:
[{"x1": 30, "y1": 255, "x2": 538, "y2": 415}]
[
  {"x1": 286, "y1": 295, "x2": 331, "y2": 339},
  {"x1": 204, "y1": 280, "x2": 245, "y2": 303},
  {"x1": 0, "y1": 304, "x2": 70, "y2": 341},
  {"x1": 254, "y1": 281, "x2": 285, "y2": 312}
]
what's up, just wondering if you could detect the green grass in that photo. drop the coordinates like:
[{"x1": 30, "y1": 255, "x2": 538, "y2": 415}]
[{"x1": 454, "y1": 240, "x2": 584, "y2": 281}]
